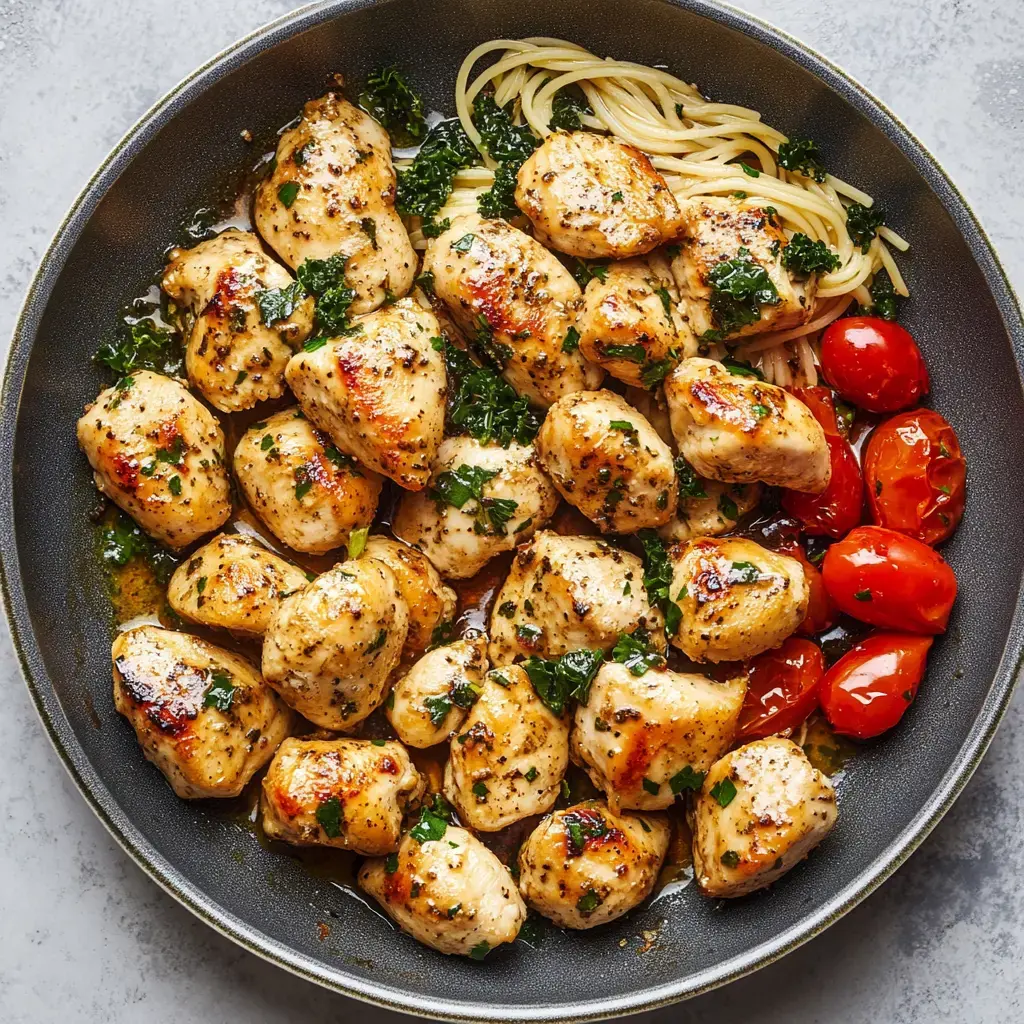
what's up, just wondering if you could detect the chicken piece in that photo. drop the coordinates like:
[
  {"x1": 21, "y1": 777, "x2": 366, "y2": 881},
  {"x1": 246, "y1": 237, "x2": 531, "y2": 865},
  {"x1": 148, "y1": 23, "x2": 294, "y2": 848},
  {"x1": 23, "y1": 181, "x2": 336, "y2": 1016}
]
[
  {"x1": 670, "y1": 197, "x2": 815, "y2": 340},
  {"x1": 692, "y1": 737, "x2": 837, "y2": 898},
  {"x1": 536, "y1": 390, "x2": 677, "y2": 533},
  {"x1": 422, "y1": 214, "x2": 602, "y2": 407},
  {"x1": 261, "y1": 560, "x2": 408, "y2": 729},
  {"x1": 112, "y1": 626, "x2": 291, "y2": 799},
  {"x1": 443, "y1": 665, "x2": 569, "y2": 832},
  {"x1": 166, "y1": 533, "x2": 310, "y2": 637},
  {"x1": 572, "y1": 662, "x2": 745, "y2": 812},
  {"x1": 363, "y1": 536, "x2": 456, "y2": 654},
  {"x1": 658, "y1": 479, "x2": 762, "y2": 543},
  {"x1": 387, "y1": 638, "x2": 489, "y2": 749},
  {"x1": 515, "y1": 131, "x2": 683, "y2": 259},
  {"x1": 161, "y1": 229, "x2": 314, "y2": 412},
  {"x1": 253, "y1": 92, "x2": 416, "y2": 314},
  {"x1": 233, "y1": 407, "x2": 382, "y2": 555},
  {"x1": 359, "y1": 823, "x2": 526, "y2": 957},
  {"x1": 517, "y1": 802, "x2": 670, "y2": 929},
  {"x1": 488, "y1": 532, "x2": 664, "y2": 665},
  {"x1": 77, "y1": 370, "x2": 231, "y2": 550},
  {"x1": 284, "y1": 298, "x2": 446, "y2": 490},
  {"x1": 392, "y1": 437, "x2": 559, "y2": 580},
  {"x1": 664, "y1": 357, "x2": 830, "y2": 493},
  {"x1": 670, "y1": 537, "x2": 808, "y2": 663},
  {"x1": 576, "y1": 254, "x2": 695, "y2": 387},
  {"x1": 260, "y1": 737, "x2": 424, "y2": 855}
]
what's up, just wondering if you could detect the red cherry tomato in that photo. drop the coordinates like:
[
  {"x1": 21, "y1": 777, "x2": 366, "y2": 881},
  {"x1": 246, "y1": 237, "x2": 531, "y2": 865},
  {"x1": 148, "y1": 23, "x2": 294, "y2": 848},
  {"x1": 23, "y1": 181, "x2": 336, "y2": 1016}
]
[
  {"x1": 820, "y1": 632, "x2": 933, "y2": 739},
  {"x1": 864, "y1": 409, "x2": 966, "y2": 546},
  {"x1": 781, "y1": 542, "x2": 838, "y2": 636},
  {"x1": 781, "y1": 434, "x2": 863, "y2": 538},
  {"x1": 790, "y1": 385, "x2": 841, "y2": 436},
  {"x1": 736, "y1": 638, "x2": 825, "y2": 742},
  {"x1": 820, "y1": 316, "x2": 929, "y2": 413},
  {"x1": 822, "y1": 525, "x2": 957, "y2": 633}
]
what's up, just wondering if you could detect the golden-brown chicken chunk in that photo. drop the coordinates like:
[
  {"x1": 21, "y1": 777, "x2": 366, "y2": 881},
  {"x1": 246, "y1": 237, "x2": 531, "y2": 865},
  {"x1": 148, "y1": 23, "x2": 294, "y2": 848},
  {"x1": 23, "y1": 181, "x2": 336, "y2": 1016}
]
[
  {"x1": 359, "y1": 822, "x2": 526, "y2": 957},
  {"x1": 692, "y1": 738, "x2": 837, "y2": 898},
  {"x1": 664, "y1": 358, "x2": 830, "y2": 493},
  {"x1": 161, "y1": 229, "x2": 314, "y2": 412},
  {"x1": 386, "y1": 638, "x2": 489, "y2": 749},
  {"x1": 576, "y1": 254, "x2": 695, "y2": 387},
  {"x1": 253, "y1": 92, "x2": 416, "y2": 314},
  {"x1": 670, "y1": 197, "x2": 815, "y2": 340},
  {"x1": 166, "y1": 533, "x2": 310, "y2": 637},
  {"x1": 658, "y1": 478, "x2": 762, "y2": 543},
  {"x1": 515, "y1": 132, "x2": 683, "y2": 259},
  {"x1": 422, "y1": 214, "x2": 602, "y2": 407},
  {"x1": 517, "y1": 802, "x2": 670, "y2": 929},
  {"x1": 392, "y1": 437, "x2": 559, "y2": 580},
  {"x1": 488, "y1": 532, "x2": 664, "y2": 665},
  {"x1": 233, "y1": 408, "x2": 382, "y2": 555},
  {"x1": 670, "y1": 537, "x2": 808, "y2": 663},
  {"x1": 443, "y1": 666, "x2": 569, "y2": 832},
  {"x1": 260, "y1": 738, "x2": 424, "y2": 855},
  {"x1": 363, "y1": 536, "x2": 457, "y2": 654},
  {"x1": 77, "y1": 370, "x2": 231, "y2": 550},
  {"x1": 536, "y1": 390, "x2": 677, "y2": 533},
  {"x1": 572, "y1": 662, "x2": 745, "y2": 812},
  {"x1": 112, "y1": 626, "x2": 291, "y2": 799},
  {"x1": 285, "y1": 298, "x2": 446, "y2": 490},
  {"x1": 261, "y1": 560, "x2": 408, "y2": 729}
]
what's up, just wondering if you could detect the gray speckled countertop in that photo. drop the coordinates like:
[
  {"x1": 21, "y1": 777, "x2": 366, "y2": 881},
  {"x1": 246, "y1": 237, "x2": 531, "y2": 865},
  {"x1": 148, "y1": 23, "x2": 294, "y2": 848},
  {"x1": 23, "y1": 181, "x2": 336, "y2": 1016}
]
[{"x1": 1, "y1": 1, "x2": 1022, "y2": 1021}]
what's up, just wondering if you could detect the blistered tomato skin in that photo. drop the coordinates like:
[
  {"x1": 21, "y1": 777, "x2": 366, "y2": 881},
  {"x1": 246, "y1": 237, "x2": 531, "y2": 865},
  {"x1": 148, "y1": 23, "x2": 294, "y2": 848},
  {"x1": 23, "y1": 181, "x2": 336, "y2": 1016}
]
[
  {"x1": 781, "y1": 434, "x2": 863, "y2": 539},
  {"x1": 790, "y1": 385, "x2": 841, "y2": 437},
  {"x1": 820, "y1": 317, "x2": 929, "y2": 414},
  {"x1": 865, "y1": 409, "x2": 966, "y2": 546},
  {"x1": 736, "y1": 637, "x2": 825, "y2": 742},
  {"x1": 822, "y1": 525, "x2": 957, "y2": 634},
  {"x1": 820, "y1": 633, "x2": 933, "y2": 739},
  {"x1": 782, "y1": 543, "x2": 838, "y2": 636}
]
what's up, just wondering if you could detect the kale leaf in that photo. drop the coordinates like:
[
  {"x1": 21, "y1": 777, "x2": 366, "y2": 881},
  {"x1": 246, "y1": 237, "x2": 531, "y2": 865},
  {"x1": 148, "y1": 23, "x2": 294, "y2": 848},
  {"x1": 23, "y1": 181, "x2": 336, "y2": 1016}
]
[
  {"x1": 94, "y1": 319, "x2": 183, "y2": 378},
  {"x1": 522, "y1": 648, "x2": 604, "y2": 715},
  {"x1": 781, "y1": 233, "x2": 842, "y2": 275},
  {"x1": 777, "y1": 136, "x2": 827, "y2": 182},
  {"x1": 397, "y1": 118, "x2": 480, "y2": 221},
  {"x1": 358, "y1": 66, "x2": 426, "y2": 145},
  {"x1": 845, "y1": 202, "x2": 886, "y2": 254},
  {"x1": 473, "y1": 93, "x2": 540, "y2": 220},
  {"x1": 705, "y1": 247, "x2": 781, "y2": 335}
]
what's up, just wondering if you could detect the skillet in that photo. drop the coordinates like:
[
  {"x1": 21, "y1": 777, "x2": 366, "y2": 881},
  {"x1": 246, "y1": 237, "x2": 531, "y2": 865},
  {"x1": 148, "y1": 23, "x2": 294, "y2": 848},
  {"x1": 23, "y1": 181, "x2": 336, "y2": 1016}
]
[{"x1": 4, "y1": 0, "x2": 1024, "y2": 1019}]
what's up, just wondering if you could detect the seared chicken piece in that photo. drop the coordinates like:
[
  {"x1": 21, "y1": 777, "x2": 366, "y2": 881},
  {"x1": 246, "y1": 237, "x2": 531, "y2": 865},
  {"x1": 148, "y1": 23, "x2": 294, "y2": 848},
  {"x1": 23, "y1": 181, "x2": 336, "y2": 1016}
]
[
  {"x1": 260, "y1": 737, "x2": 424, "y2": 855},
  {"x1": 233, "y1": 407, "x2": 382, "y2": 555},
  {"x1": 577, "y1": 254, "x2": 695, "y2": 387},
  {"x1": 536, "y1": 390, "x2": 677, "y2": 533},
  {"x1": 112, "y1": 626, "x2": 291, "y2": 799},
  {"x1": 488, "y1": 532, "x2": 664, "y2": 665},
  {"x1": 670, "y1": 197, "x2": 815, "y2": 340},
  {"x1": 664, "y1": 358, "x2": 830, "y2": 493},
  {"x1": 261, "y1": 560, "x2": 408, "y2": 729},
  {"x1": 387, "y1": 638, "x2": 489, "y2": 749},
  {"x1": 444, "y1": 665, "x2": 569, "y2": 832},
  {"x1": 161, "y1": 229, "x2": 314, "y2": 412},
  {"x1": 692, "y1": 737, "x2": 837, "y2": 898},
  {"x1": 572, "y1": 662, "x2": 745, "y2": 812},
  {"x1": 77, "y1": 370, "x2": 231, "y2": 549},
  {"x1": 359, "y1": 823, "x2": 526, "y2": 957},
  {"x1": 285, "y1": 298, "x2": 446, "y2": 490},
  {"x1": 363, "y1": 536, "x2": 457, "y2": 654},
  {"x1": 166, "y1": 533, "x2": 310, "y2": 637},
  {"x1": 422, "y1": 214, "x2": 602, "y2": 407},
  {"x1": 253, "y1": 92, "x2": 416, "y2": 314},
  {"x1": 515, "y1": 132, "x2": 683, "y2": 259},
  {"x1": 670, "y1": 537, "x2": 808, "y2": 662},
  {"x1": 517, "y1": 802, "x2": 670, "y2": 929},
  {"x1": 658, "y1": 478, "x2": 762, "y2": 543},
  {"x1": 392, "y1": 437, "x2": 559, "y2": 580}
]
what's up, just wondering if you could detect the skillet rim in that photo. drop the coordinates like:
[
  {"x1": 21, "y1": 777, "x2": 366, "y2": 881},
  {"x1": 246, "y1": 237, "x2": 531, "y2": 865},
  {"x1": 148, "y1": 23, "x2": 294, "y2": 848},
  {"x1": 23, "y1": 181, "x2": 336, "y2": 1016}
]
[{"x1": 3, "y1": 0, "x2": 1024, "y2": 1019}]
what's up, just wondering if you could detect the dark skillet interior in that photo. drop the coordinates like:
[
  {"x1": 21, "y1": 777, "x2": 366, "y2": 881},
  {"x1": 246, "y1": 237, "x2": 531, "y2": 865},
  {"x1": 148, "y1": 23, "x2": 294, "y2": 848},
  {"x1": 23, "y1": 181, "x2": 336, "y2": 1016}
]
[{"x1": 7, "y1": 0, "x2": 1024, "y2": 1019}]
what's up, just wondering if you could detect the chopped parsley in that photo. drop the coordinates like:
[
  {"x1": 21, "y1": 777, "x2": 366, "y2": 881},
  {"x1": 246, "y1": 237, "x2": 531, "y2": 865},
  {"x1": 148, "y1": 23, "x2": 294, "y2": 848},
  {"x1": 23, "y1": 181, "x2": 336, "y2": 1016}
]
[
  {"x1": 168, "y1": 475, "x2": 182, "y2": 496},
  {"x1": 669, "y1": 765, "x2": 705, "y2": 794},
  {"x1": 452, "y1": 232, "x2": 476, "y2": 253},
  {"x1": 638, "y1": 529, "x2": 682, "y2": 637},
  {"x1": 430, "y1": 463, "x2": 518, "y2": 536},
  {"x1": 728, "y1": 560, "x2": 765, "y2": 584},
  {"x1": 739, "y1": 161, "x2": 760, "y2": 177},
  {"x1": 409, "y1": 798, "x2": 449, "y2": 843},
  {"x1": 563, "y1": 809, "x2": 607, "y2": 855},
  {"x1": 95, "y1": 318, "x2": 183, "y2": 378},
  {"x1": 315, "y1": 796, "x2": 343, "y2": 838},
  {"x1": 721, "y1": 850, "x2": 740, "y2": 868},
  {"x1": 359, "y1": 217, "x2": 378, "y2": 249},
  {"x1": 366, "y1": 628, "x2": 388, "y2": 654},
  {"x1": 642, "y1": 777, "x2": 660, "y2": 795},
  {"x1": 611, "y1": 628, "x2": 666, "y2": 676},
  {"x1": 347, "y1": 526, "x2": 369, "y2": 558},
  {"x1": 522, "y1": 648, "x2": 604, "y2": 715},
  {"x1": 424, "y1": 694, "x2": 453, "y2": 726},
  {"x1": 202, "y1": 669, "x2": 235, "y2": 712},
  {"x1": 255, "y1": 280, "x2": 305, "y2": 326},
  {"x1": 97, "y1": 507, "x2": 178, "y2": 584},
  {"x1": 710, "y1": 777, "x2": 737, "y2": 807},
  {"x1": 277, "y1": 181, "x2": 300, "y2": 208},
  {"x1": 721, "y1": 355, "x2": 765, "y2": 380},
  {"x1": 570, "y1": 258, "x2": 610, "y2": 288},
  {"x1": 296, "y1": 252, "x2": 357, "y2": 338},
  {"x1": 576, "y1": 889, "x2": 602, "y2": 914},
  {"x1": 469, "y1": 941, "x2": 491, "y2": 960},
  {"x1": 562, "y1": 326, "x2": 581, "y2": 353},
  {"x1": 854, "y1": 589, "x2": 873, "y2": 601},
  {"x1": 675, "y1": 456, "x2": 708, "y2": 500},
  {"x1": 706, "y1": 247, "x2": 781, "y2": 335},
  {"x1": 718, "y1": 491, "x2": 740, "y2": 522},
  {"x1": 778, "y1": 136, "x2": 827, "y2": 182}
]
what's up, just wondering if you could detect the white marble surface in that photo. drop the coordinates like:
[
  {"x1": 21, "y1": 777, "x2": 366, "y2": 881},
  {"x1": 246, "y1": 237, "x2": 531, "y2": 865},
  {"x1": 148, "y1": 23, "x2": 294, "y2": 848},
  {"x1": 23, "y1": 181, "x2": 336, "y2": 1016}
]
[{"x1": 1, "y1": 1, "x2": 1023, "y2": 1021}]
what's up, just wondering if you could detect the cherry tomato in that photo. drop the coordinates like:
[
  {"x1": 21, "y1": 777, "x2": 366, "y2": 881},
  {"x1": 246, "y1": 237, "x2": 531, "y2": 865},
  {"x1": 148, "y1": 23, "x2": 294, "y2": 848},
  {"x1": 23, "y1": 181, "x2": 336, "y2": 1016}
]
[
  {"x1": 864, "y1": 409, "x2": 966, "y2": 546},
  {"x1": 819, "y1": 633, "x2": 933, "y2": 739},
  {"x1": 822, "y1": 525, "x2": 957, "y2": 633},
  {"x1": 791, "y1": 385, "x2": 841, "y2": 436},
  {"x1": 736, "y1": 638, "x2": 825, "y2": 742},
  {"x1": 781, "y1": 434, "x2": 863, "y2": 538},
  {"x1": 781, "y1": 543, "x2": 838, "y2": 636},
  {"x1": 820, "y1": 316, "x2": 929, "y2": 413}
]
